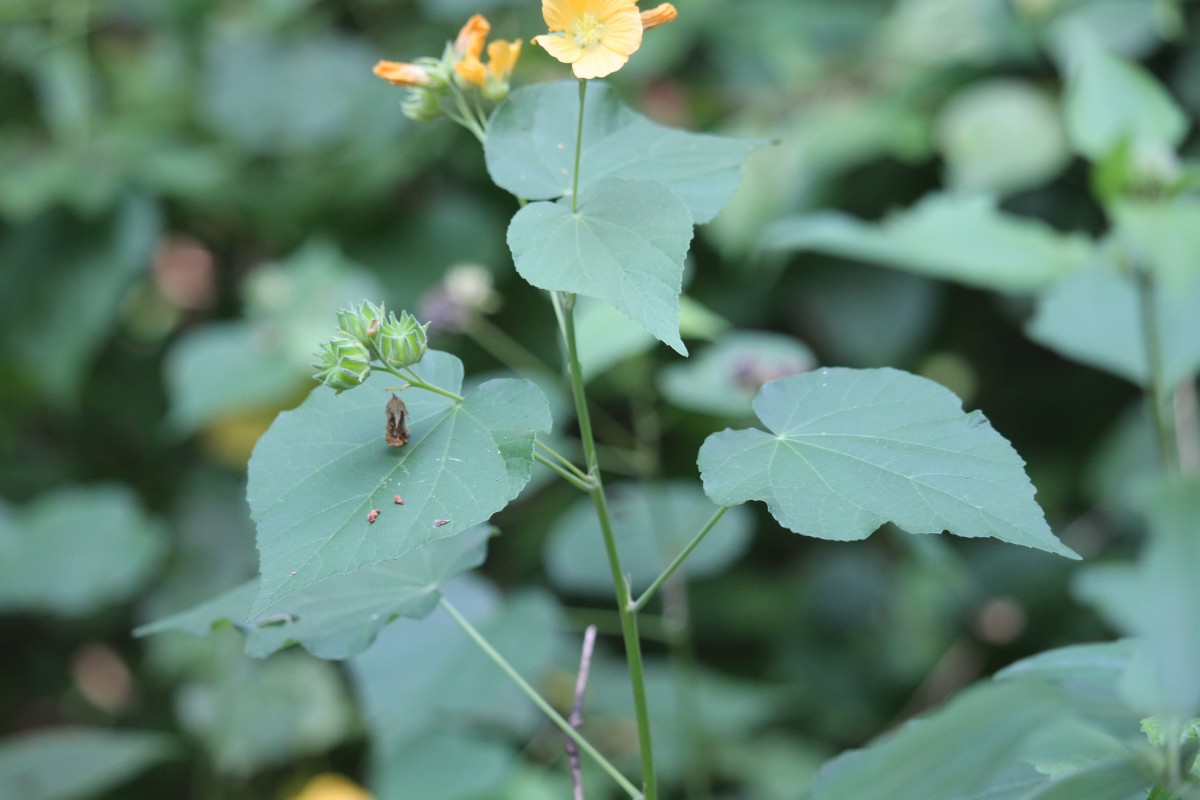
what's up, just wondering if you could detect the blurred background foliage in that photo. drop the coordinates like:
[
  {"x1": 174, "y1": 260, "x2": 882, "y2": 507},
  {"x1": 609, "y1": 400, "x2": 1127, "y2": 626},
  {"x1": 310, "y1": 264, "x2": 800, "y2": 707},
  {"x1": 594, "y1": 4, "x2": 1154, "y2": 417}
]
[{"x1": 0, "y1": 0, "x2": 1197, "y2": 797}]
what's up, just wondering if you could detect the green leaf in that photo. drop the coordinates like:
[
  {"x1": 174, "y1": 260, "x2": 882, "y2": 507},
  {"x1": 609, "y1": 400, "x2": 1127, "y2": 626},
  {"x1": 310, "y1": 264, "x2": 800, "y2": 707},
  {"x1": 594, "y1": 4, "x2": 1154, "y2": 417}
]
[
  {"x1": 1113, "y1": 198, "x2": 1200, "y2": 286},
  {"x1": 544, "y1": 481, "x2": 753, "y2": 596},
  {"x1": 0, "y1": 486, "x2": 166, "y2": 616},
  {"x1": 697, "y1": 368, "x2": 1077, "y2": 558},
  {"x1": 996, "y1": 642, "x2": 1139, "y2": 731},
  {"x1": 348, "y1": 578, "x2": 564, "y2": 752},
  {"x1": 0, "y1": 729, "x2": 174, "y2": 800},
  {"x1": 1078, "y1": 480, "x2": 1200, "y2": 720},
  {"x1": 810, "y1": 681, "x2": 1069, "y2": 800},
  {"x1": 370, "y1": 732, "x2": 516, "y2": 800},
  {"x1": 247, "y1": 351, "x2": 550, "y2": 614},
  {"x1": 1062, "y1": 36, "x2": 1187, "y2": 161},
  {"x1": 175, "y1": 633, "x2": 356, "y2": 776},
  {"x1": 485, "y1": 80, "x2": 763, "y2": 224},
  {"x1": 1023, "y1": 760, "x2": 1149, "y2": 800},
  {"x1": 764, "y1": 193, "x2": 1093, "y2": 293},
  {"x1": 935, "y1": 79, "x2": 1070, "y2": 196},
  {"x1": 1026, "y1": 258, "x2": 1200, "y2": 388},
  {"x1": 507, "y1": 177, "x2": 694, "y2": 354},
  {"x1": 135, "y1": 525, "x2": 493, "y2": 660},
  {"x1": 659, "y1": 331, "x2": 816, "y2": 417},
  {"x1": 574, "y1": 296, "x2": 656, "y2": 382},
  {"x1": 164, "y1": 322, "x2": 306, "y2": 433}
]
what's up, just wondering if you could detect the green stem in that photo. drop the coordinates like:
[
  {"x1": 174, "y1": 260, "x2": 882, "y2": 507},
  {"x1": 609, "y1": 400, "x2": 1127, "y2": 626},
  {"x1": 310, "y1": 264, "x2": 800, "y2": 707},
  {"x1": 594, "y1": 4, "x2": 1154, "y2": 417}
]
[
  {"x1": 439, "y1": 598, "x2": 643, "y2": 800},
  {"x1": 571, "y1": 79, "x2": 587, "y2": 213},
  {"x1": 1134, "y1": 267, "x2": 1180, "y2": 472},
  {"x1": 380, "y1": 364, "x2": 464, "y2": 402},
  {"x1": 536, "y1": 439, "x2": 590, "y2": 482},
  {"x1": 631, "y1": 506, "x2": 728, "y2": 614},
  {"x1": 448, "y1": 86, "x2": 487, "y2": 143},
  {"x1": 559, "y1": 294, "x2": 659, "y2": 800},
  {"x1": 533, "y1": 452, "x2": 593, "y2": 492}
]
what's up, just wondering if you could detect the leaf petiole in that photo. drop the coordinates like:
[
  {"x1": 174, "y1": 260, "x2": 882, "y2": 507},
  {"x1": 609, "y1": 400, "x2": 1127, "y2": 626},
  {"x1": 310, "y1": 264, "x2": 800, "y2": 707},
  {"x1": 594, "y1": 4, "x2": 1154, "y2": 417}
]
[{"x1": 630, "y1": 506, "x2": 729, "y2": 614}]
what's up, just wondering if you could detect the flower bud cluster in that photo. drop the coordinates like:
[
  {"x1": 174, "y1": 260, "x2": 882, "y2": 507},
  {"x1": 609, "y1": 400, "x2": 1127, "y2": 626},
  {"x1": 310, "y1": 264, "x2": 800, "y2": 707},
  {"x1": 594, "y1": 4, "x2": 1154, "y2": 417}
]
[{"x1": 311, "y1": 301, "x2": 430, "y2": 393}]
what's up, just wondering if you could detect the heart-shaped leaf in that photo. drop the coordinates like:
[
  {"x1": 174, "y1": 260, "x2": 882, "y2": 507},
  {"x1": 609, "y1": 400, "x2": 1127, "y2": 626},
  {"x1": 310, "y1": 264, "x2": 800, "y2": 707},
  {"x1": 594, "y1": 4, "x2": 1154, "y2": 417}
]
[
  {"x1": 485, "y1": 80, "x2": 763, "y2": 224},
  {"x1": 698, "y1": 368, "x2": 1077, "y2": 558},
  {"x1": 247, "y1": 351, "x2": 550, "y2": 614},
  {"x1": 507, "y1": 177, "x2": 693, "y2": 354},
  {"x1": 135, "y1": 525, "x2": 493, "y2": 660}
]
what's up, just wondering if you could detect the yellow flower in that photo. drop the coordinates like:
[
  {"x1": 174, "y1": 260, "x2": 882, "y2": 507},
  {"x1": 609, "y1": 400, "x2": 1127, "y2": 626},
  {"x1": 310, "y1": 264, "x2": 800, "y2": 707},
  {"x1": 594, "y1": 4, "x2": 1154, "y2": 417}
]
[
  {"x1": 290, "y1": 773, "x2": 374, "y2": 800},
  {"x1": 372, "y1": 60, "x2": 432, "y2": 87},
  {"x1": 533, "y1": 0, "x2": 644, "y2": 80},
  {"x1": 640, "y1": 2, "x2": 677, "y2": 31},
  {"x1": 453, "y1": 14, "x2": 521, "y2": 91}
]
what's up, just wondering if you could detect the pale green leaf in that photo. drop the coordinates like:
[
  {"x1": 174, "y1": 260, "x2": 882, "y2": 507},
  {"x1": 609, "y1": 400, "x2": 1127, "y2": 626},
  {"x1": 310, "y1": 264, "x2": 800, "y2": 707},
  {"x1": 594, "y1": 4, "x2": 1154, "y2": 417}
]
[
  {"x1": 1062, "y1": 36, "x2": 1188, "y2": 161},
  {"x1": 574, "y1": 296, "x2": 656, "y2": 382},
  {"x1": 247, "y1": 351, "x2": 551, "y2": 614},
  {"x1": 764, "y1": 193, "x2": 1093, "y2": 293},
  {"x1": 935, "y1": 79, "x2": 1070, "y2": 196},
  {"x1": 810, "y1": 681, "x2": 1069, "y2": 800},
  {"x1": 698, "y1": 368, "x2": 1077, "y2": 558},
  {"x1": 659, "y1": 331, "x2": 816, "y2": 417},
  {"x1": 0, "y1": 729, "x2": 174, "y2": 800},
  {"x1": 485, "y1": 80, "x2": 763, "y2": 224},
  {"x1": 1026, "y1": 258, "x2": 1200, "y2": 388},
  {"x1": 507, "y1": 177, "x2": 693, "y2": 354},
  {"x1": 0, "y1": 486, "x2": 166, "y2": 616},
  {"x1": 135, "y1": 525, "x2": 492, "y2": 660},
  {"x1": 1113, "y1": 197, "x2": 1200, "y2": 286},
  {"x1": 176, "y1": 636, "x2": 355, "y2": 776},
  {"x1": 370, "y1": 732, "x2": 515, "y2": 800},
  {"x1": 997, "y1": 641, "x2": 1138, "y2": 732},
  {"x1": 1023, "y1": 760, "x2": 1149, "y2": 800},
  {"x1": 349, "y1": 578, "x2": 564, "y2": 752},
  {"x1": 544, "y1": 481, "x2": 753, "y2": 596}
]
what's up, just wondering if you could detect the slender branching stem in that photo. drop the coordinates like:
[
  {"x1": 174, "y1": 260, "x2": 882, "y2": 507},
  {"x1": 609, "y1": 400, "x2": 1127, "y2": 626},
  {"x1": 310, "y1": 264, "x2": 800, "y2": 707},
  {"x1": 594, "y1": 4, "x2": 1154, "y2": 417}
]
[
  {"x1": 631, "y1": 506, "x2": 729, "y2": 614},
  {"x1": 534, "y1": 452, "x2": 594, "y2": 492},
  {"x1": 439, "y1": 598, "x2": 643, "y2": 800},
  {"x1": 380, "y1": 364, "x2": 464, "y2": 402},
  {"x1": 536, "y1": 439, "x2": 590, "y2": 482},
  {"x1": 1134, "y1": 266, "x2": 1180, "y2": 472}
]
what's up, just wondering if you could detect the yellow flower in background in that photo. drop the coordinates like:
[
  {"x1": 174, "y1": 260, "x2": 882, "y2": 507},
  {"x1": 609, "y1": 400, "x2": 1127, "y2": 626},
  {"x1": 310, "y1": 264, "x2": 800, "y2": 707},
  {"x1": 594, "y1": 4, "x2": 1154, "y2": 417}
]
[
  {"x1": 640, "y1": 2, "x2": 677, "y2": 31},
  {"x1": 290, "y1": 773, "x2": 374, "y2": 800},
  {"x1": 455, "y1": 13, "x2": 491, "y2": 61},
  {"x1": 533, "y1": 0, "x2": 644, "y2": 80},
  {"x1": 487, "y1": 39, "x2": 522, "y2": 82},
  {"x1": 372, "y1": 60, "x2": 432, "y2": 87},
  {"x1": 453, "y1": 14, "x2": 521, "y2": 92}
]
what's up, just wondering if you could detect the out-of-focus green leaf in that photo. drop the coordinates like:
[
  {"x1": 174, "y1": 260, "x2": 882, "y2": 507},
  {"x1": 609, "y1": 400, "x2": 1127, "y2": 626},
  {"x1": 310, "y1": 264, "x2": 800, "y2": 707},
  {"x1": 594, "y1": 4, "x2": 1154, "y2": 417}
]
[
  {"x1": 575, "y1": 297, "x2": 656, "y2": 383},
  {"x1": 1076, "y1": 480, "x2": 1200, "y2": 721},
  {"x1": 698, "y1": 368, "x2": 1077, "y2": 558},
  {"x1": 0, "y1": 728, "x2": 175, "y2": 800},
  {"x1": 175, "y1": 635, "x2": 355, "y2": 776},
  {"x1": 810, "y1": 681, "x2": 1069, "y2": 800},
  {"x1": 764, "y1": 193, "x2": 1092, "y2": 293},
  {"x1": 507, "y1": 177, "x2": 693, "y2": 355},
  {"x1": 659, "y1": 330, "x2": 815, "y2": 417},
  {"x1": 247, "y1": 351, "x2": 550, "y2": 614},
  {"x1": 935, "y1": 80, "x2": 1069, "y2": 195},
  {"x1": 1026, "y1": 258, "x2": 1200, "y2": 388},
  {"x1": 485, "y1": 80, "x2": 763, "y2": 224},
  {"x1": 370, "y1": 731, "x2": 516, "y2": 800},
  {"x1": 0, "y1": 195, "x2": 160, "y2": 404},
  {"x1": 135, "y1": 525, "x2": 492, "y2": 660},
  {"x1": 1022, "y1": 759, "x2": 1149, "y2": 800},
  {"x1": 544, "y1": 481, "x2": 753, "y2": 596},
  {"x1": 348, "y1": 578, "x2": 564, "y2": 752},
  {"x1": 1113, "y1": 198, "x2": 1200, "y2": 286},
  {"x1": 997, "y1": 641, "x2": 1137, "y2": 733},
  {"x1": 1062, "y1": 36, "x2": 1187, "y2": 161},
  {"x1": 0, "y1": 485, "x2": 165, "y2": 616}
]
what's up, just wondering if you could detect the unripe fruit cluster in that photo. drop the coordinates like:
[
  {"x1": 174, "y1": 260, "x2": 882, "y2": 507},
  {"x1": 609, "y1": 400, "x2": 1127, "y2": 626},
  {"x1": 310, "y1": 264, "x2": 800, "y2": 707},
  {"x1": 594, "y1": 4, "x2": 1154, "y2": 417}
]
[{"x1": 312, "y1": 301, "x2": 430, "y2": 393}]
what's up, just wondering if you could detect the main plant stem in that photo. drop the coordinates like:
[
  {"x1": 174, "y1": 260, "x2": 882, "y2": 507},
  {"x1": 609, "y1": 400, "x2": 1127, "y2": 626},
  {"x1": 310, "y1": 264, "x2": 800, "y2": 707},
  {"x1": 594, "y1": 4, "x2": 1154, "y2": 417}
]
[
  {"x1": 559, "y1": 292, "x2": 659, "y2": 800},
  {"x1": 1134, "y1": 267, "x2": 1180, "y2": 472}
]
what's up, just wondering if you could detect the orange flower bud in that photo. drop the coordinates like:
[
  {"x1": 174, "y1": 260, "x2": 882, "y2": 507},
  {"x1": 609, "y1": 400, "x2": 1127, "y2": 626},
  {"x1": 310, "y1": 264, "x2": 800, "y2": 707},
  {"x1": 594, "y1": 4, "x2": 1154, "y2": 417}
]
[
  {"x1": 640, "y1": 2, "x2": 678, "y2": 31},
  {"x1": 486, "y1": 39, "x2": 521, "y2": 81},
  {"x1": 454, "y1": 13, "x2": 491, "y2": 60},
  {"x1": 372, "y1": 60, "x2": 431, "y2": 87}
]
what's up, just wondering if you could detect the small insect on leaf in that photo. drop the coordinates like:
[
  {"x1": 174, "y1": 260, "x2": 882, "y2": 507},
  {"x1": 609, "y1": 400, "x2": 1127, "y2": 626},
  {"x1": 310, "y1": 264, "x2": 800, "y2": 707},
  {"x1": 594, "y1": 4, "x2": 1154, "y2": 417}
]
[
  {"x1": 393, "y1": 495, "x2": 405, "y2": 505},
  {"x1": 433, "y1": 518, "x2": 451, "y2": 528},
  {"x1": 367, "y1": 509, "x2": 381, "y2": 524},
  {"x1": 386, "y1": 393, "x2": 410, "y2": 447},
  {"x1": 367, "y1": 318, "x2": 380, "y2": 337}
]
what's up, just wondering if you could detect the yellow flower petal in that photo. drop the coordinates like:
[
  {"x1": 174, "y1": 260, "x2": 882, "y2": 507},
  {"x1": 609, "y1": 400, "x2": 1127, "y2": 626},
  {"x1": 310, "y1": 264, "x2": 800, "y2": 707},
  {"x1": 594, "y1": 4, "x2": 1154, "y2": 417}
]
[
  {"x1": 640, "y1": 2, "x2": 677, "y2": 31},
  {"x1": 487, "y1": 39, "x2": 522, "y2": 80},
  {"x1": 541, "y1": 0, "x2": 574, "y2": 32},
  {"x1": 594, "y1": 0, "x2": 638, "y2": 22},
  {"x1": 595, "y1": 5, "x2": 642, "y2": 57},
  {"x1": 372, "y1": 60, "x2": 431, "y2": 87},
  {"x1": 534, "y1": 32, "x2": 583, "y2": 65},
  {"x1": 455, "y1": 55, "x2": 487, "y2": 87},
  {"x1": 571, "y1": 44, "x2": 629, "y2": 79},
  {"x1": 454, "y1": 13, "x2": 491, "y2": 60}
]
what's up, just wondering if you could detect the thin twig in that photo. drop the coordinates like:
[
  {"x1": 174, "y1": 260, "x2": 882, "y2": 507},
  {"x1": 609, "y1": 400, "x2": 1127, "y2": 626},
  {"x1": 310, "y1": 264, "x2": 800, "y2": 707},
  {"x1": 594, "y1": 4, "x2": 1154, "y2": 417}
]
[{"x1": 565, "y1": 625, "x2": 599, "y2": 800}]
